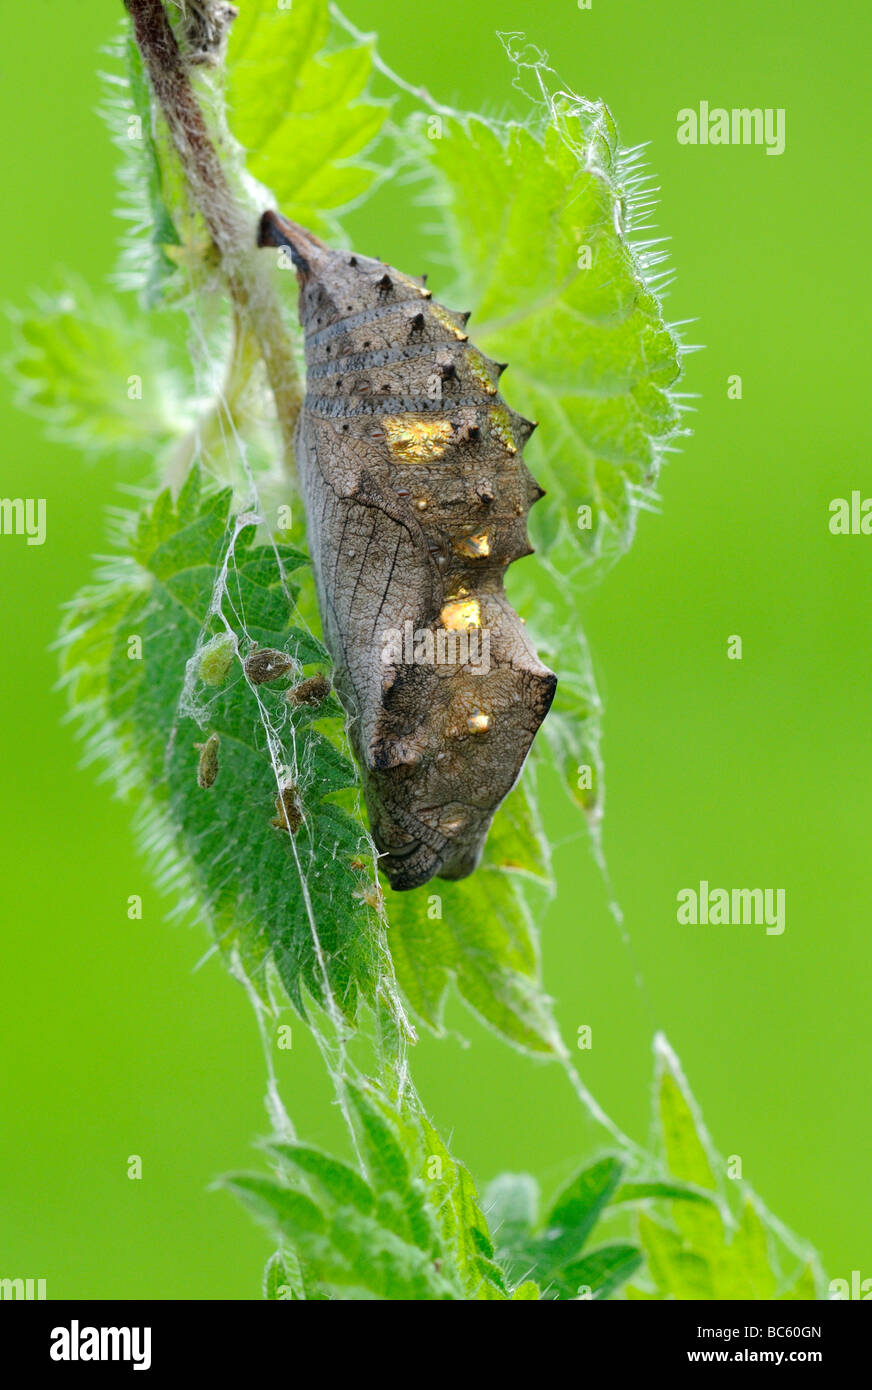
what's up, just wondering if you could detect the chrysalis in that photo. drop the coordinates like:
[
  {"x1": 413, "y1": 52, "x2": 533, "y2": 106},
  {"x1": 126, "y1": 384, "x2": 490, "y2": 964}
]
[{"x1": 259, "y1": 211, "x2": 556, "y2": 890}]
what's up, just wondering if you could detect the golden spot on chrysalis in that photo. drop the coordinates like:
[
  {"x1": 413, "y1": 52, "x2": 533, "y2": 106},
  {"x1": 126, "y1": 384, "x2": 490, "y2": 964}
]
[
  {"x1": 440, "y1": 596, "x2": 482, "y2": 631},
  {"x1": 454, "y1": 531, "x2": 490, "y2": 558},
  {"x1": 466, "y1": 347, "x2": 498, "y2": 395},
  {"x1": 431, "y1": 304, "x2": 468, "y2": 341},
  {"x1": 414, "y1": 497, "x2": 429, "y2": 511},
  {"x1": 489, "y1": 405, "x2": 517, "y2": 454},
  {"x1": 383, "y1": 416, "x2": 453, "y2": 462},
  {"x1": 466, "y1": 709, "x2": 492, "y2": 734}
]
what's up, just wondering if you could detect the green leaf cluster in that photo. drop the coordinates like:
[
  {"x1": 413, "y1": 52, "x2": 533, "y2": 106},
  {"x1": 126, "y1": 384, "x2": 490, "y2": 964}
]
[
  {"x1": 227, "y1": 1079, "x2": 527, "y2": 1301},
  {"x1": 226, "y1": 0, "x2": 389, "y2": 234},
  {"x1": 626, "y1": 1039, "x2": 823, "y2": 1300}
]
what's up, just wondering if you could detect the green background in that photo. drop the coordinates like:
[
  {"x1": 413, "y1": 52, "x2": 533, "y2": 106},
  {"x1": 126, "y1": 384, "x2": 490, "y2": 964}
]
[{"x1": 1, "y1": 0, "x2": 869, "y2": 1298}]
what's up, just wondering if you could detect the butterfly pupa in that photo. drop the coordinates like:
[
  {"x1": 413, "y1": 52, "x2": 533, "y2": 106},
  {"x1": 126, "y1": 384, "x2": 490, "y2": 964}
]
[{"x1": 259, "y1": 210, "x2": 556, "y2": 890}]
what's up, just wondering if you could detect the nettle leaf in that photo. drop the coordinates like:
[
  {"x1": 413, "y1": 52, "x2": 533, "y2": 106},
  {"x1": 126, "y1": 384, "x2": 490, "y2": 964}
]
[
  {"x1": 226, "y1": 0, "x2": 388, "y2": 233},
  {"x1": 100, "y1": 31, "x2": 185, "y2": 302},
  {"x1": 510, "y1": 525, "x2": 604, "y2": 819},
  {"x1": 61, "y1": 467, "x2": 390, "y2": 1021},
  {"x1": 262, "y1": 1248, "x2": 307, "y2": 1300},
  {"x1": 9, "y1": 278, "x2": 188, "y2": 453},
  {"x1": 539, "y1": 1155, "x2": 625, "y2": 1273},
  {"x1": 387, "y1": 781, "x2": 560, "y2": 1053},
  {"x1": 485, "y1": 1155, "x2": 642, "y2": 1300},
  {"x1": 562, "y1": 1245, "x2": 644, "y2": 1301},
  {"x1": 421, "y1": 94, "x2": 683, "y2": 570},
  {"x1": 628, "y1": 1037, "x2": 826, "y2": 1300},
  {"x1": 267, "y1": 1142, "x2": 375, "y2": 1216},
  {"x1": 416, "y1": 1115, "x2": 510, "y2": 1301},
  {"x1": 226, "y1": 1079, "x2": 527, "y2": 1301}
]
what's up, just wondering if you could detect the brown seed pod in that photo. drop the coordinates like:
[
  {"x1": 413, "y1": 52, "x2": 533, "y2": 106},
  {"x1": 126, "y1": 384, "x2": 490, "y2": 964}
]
[
  {"x1": 244, "y1": 645, "x2": 294, "y2": 685},
  {"x1": 286, "y1": 673, "x2": 332, "y2": 707},
  {"x1": 259, "y1": 210, "x2": 556, "y2": 891},
  {"x1": 270, "y1": 783, "x2": 303, "y2": 835},
  {"x1": 194, "y1": 732, "x2": 220, "y2": 789}
]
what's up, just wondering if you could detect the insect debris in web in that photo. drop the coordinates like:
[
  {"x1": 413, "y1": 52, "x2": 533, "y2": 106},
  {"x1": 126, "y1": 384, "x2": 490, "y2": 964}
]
[
  {"x1": 244, "y1": 645, "x2": 295, "y2": 686},
  {"x1": 194, "y1": 732, "x2": 221, "y2": 789},
  {"x1": 270, "y1": 783, "x2": 304, "y2": 836},
  {"x1": 286, "y1": 673, "x2": 332, "y2": 707}
]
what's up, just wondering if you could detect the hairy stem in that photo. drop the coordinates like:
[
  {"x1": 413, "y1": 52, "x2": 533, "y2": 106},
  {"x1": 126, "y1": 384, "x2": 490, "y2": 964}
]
[{"x1": 123, "y1": 0, "x2": 302, "y2": 476}]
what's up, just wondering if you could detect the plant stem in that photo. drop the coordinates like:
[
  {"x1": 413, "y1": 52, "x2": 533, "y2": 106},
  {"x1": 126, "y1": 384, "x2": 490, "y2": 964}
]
[{"x1": 123, "y1": 0, "x2": 302, "y2": 476}]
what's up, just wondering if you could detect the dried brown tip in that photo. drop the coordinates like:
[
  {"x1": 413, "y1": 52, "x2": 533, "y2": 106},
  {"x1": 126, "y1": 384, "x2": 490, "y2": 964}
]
[{"x1": 257, "y1": 210, "x2": 326, "y2": 275}]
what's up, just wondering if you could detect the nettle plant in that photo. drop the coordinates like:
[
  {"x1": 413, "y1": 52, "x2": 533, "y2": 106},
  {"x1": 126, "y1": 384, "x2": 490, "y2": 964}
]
[{"x1": 15, "y1": 0, "x2": 824, "y2": 1299}]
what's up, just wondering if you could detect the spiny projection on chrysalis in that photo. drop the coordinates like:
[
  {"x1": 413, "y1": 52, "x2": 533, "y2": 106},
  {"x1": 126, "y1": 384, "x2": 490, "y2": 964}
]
[{"x1": 258, "y1": 210, "x2": 556, "y2": 891}]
